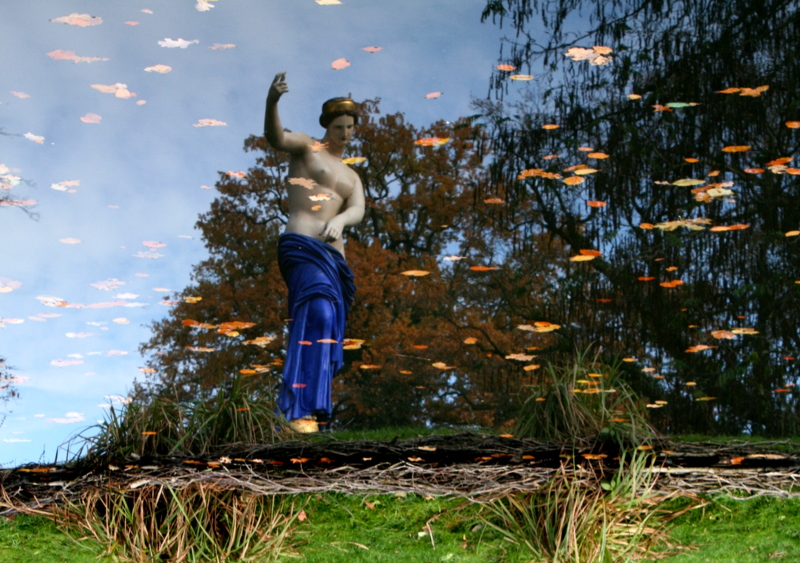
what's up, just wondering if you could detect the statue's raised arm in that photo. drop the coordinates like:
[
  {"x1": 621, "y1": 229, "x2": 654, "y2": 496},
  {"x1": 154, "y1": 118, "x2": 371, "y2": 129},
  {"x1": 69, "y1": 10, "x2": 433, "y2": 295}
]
[{"x1": 264, "y1": 72, "x2": 313, "y2": 154}]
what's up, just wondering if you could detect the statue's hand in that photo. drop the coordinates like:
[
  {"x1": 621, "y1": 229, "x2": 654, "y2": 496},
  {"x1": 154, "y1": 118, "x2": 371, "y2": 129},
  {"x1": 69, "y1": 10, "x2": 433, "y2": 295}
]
[
  {"x1": 268, "y1": 71, "x2": 288, "y2": 101},
  {"x1": 320, "y1": 216, "x2": 345, "y2": 242}
]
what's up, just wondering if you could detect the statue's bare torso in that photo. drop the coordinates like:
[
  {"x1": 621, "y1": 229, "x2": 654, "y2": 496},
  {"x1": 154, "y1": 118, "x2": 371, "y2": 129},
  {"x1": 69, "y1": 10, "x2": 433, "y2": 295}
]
[{"x1": 264, "y1": 72, "x2": 364, "y2": 258}]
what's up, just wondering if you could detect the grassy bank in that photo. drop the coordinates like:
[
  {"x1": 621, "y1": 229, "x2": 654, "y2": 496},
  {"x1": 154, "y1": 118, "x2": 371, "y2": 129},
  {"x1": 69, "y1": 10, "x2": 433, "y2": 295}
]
[{"x1": 3, "y1": 491, "x2": 800, "y2": 562}]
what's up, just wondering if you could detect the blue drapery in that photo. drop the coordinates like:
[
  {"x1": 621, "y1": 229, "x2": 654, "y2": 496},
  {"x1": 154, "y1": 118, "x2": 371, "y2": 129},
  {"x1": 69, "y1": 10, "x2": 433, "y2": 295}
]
[{"x1": 276, "y1": 233, "x2": 355, "y2": 421}]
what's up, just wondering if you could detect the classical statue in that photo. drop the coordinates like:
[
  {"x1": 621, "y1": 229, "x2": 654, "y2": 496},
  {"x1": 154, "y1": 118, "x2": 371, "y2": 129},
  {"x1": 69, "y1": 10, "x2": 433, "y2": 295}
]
[{"x1": 264, "y1": 72, "x2": 365, "y2": 433}]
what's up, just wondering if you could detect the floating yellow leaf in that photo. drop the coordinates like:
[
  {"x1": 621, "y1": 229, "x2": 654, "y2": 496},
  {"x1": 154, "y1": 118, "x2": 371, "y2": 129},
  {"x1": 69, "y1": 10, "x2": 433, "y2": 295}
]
[
  {"x1": 722, "y1": 145, "x2": 751, "y2": 153},
  {"x1": 587, "y1": 152, "x2": 609, "y2": 159},
  {"x1": 342, "y1": 156, "x2": 366, "y2": 165},
  {"x1": 400, "y1": 270, "x2": 430, "y2": 277},
  {"x1": 627, "y1": 94, "x2": 642, "y2": 100},
  {"x1": 563, "y1": 176, "x2": 585, "y2": 185},
  {"x1": 414, "y1": 137, "x2": 450, "y2": 147},
  {"x1": 510, "y1": 74, "x2": 534, "y2": 81},
  {"x1": 672, "y1": 178, "x2": 705, "y2": 186}
]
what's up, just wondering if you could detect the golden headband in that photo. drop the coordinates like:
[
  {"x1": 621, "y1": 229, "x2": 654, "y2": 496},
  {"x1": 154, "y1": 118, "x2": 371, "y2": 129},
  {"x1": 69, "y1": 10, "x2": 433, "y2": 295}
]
[{"x1": 321, "y1": 98, "x2": 358, "y2": 117}]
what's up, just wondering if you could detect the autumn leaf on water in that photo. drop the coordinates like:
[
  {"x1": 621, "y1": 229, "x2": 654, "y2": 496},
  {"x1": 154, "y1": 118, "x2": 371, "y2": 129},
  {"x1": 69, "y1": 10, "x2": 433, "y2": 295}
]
[
  {"x1": 331, "y1": 58, "x2": 350, "y2": 70},
  {"x1": 288, "y1": 177, "x2": 316, "y2": 190},
  {"x1": 695, "y1": 396, "x2": 716, "y2": 401},
  {"x1": 80, "y1": 113, "x2": 101, "y2": 124},
  {"x1": 518, "y1": 168, "x2": 562, "y2": 180},
  {"x1": 739, "y1": 85, "x2": 770, "y2": 97},
  {"x1": 659, "y1": 280, "x2": 684, "y2": 288},
  {"x1": 184, "y1": 296, "x2": 202, "y2": 303},
  {"x1": 639, "y1": 223, "x2": 654, "y2": 230},
  {"x1": 484, "y1": 197, "x2": 505, "y2": 204},
  {"x1": 186, "y1": 346, "x2": 216, "y2": 352},
  {"x1": 786, "y1": 230, "x2": 800, "y2": 237},
  {"x1": 709, "y1": 224, "x2": 749, "y2": 232},
  {"x1": 506, "y1": 353, "x2": 536, "y2": 361},
  {"x1": 586, "y1": 201, "x2": 606, "y2": 207},
  {"x1": 91, "y1": 83, "x2": 136, "y2": 99},
  {"x1": 722, "y1": 145, "x2": 751, "y2": 153},
  {"x1": 637, "y1": 276, "x2": 655, "y2": 281},
  {"x1": 363, "y1": 46, "x2": 382, "y2": 53},
  {"x1": 308, "y1": 141, "x2": 329, "y2": 152},
  {"x1": 414, "y1": 137, "x2": 450, "y2": 147},
  {"x1": 432, "y1": 362, "x2": 455, "y2": 369},
  {"x1": 47, "y1": 50, "x2": 108, "y2": 64},
  {"x1": 359, "y1": 364, "x2": 381, "y2": 370},
  {"x1": 672, "y1": 178, "x2": 705, "y2": 187},
  {"x1": 194, "y1": 119, "x2": 227, "y2": 127},
  {"x1": 425, "y1": 92, "x2": 442, "y2": 99},
  {"x1": 542, "y1": 124, "x2": 560, "y2": 130},
  {"x1": 563, "y1": 176, "x2": 585, "y2": 186},
  {"x1": 51, "y1": 13, "x2": 103, "y2": 26},
  {"x1": 654, "y1": 217, "x2": 712, "y2": 231},
  {"x1": 787, "y1": 121, "x2": 800, "y2": 128},
  {"x1": 469, "y1": 265, "x2": 499, "y2": 271},
  {"x1": 342, "y1": 157, "x2": 366, "y2": 165},
  {"x1": 510, "y1": 74, "x2": 534, "y2": 81},
  {"x1": 574, "y1": 168, "x2": 598, "y2": 176},
  {"x1": 587, "y1": 152, "x2": 610, "y2": 159},
  {"x1": 731, "y1": 327, "x2": 759, "y2": 335},
  {"x1": 182, "y1": 319, "x2": 217, "y2": 329},
  {"x1": 652, "y1": 105, "x2": 673, "y2": 112},
  {"x1": 497, "y1": 64, "x2": 516, "y2": 71},
  {"x1": 144, "y1": 64, "x2": 172, "y2": 74},
  {"x1": 463, "y1": 337, "x2": 478, "y2": 345},
  {"x1": 627, "y1": 94, "x2": 642, "y2": 100},
  {"x1": 517, "y1": 322, "x2": 560, "y2": 333},
  {"x1": 710, "y1": 330, "x2": 736, "y2": 340},
  {"x1": 158, "y1": 38, "x2": 199, "y2": 49},
  {"x1": 400, "y1": 270, "x2": 429, "y2": 277},
  {"x1": 564, "y1": 46, "x2": 613, "y2": 65}
]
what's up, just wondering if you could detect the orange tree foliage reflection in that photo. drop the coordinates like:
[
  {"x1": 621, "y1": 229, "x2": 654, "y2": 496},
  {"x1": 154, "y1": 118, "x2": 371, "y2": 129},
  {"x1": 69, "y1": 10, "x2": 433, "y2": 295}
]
[{"x1": 136, "y1": 100, "x2": 571, "y2": 429}]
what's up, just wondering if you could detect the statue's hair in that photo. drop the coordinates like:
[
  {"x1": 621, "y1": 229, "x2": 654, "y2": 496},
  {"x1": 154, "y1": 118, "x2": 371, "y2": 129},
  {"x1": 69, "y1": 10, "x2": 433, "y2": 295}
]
[{"x1": 319, "y1": 97, "x2": 359, "y2": 128}]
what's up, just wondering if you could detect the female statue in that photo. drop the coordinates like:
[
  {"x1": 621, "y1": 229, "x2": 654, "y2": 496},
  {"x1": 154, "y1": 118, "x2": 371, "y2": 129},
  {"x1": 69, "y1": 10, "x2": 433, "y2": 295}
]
[{"x1": 264, "y1": 72, "x2": 365, "y2": 432}]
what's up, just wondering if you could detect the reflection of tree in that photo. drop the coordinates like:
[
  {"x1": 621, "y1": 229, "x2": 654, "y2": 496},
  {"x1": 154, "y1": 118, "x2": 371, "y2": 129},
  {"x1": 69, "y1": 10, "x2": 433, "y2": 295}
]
[
  {"x1": 136, "y1": 101, "x2": 569, "y2": 429},
  {"x1": 0, "y1": 128, "x2": 38, "y2": 217},
  {"x1": 0, "y1": 358, "x2": 20, "y2": 429},
  {"x1": 480, "y1": 0, "x2": 800, "y2": 434}
]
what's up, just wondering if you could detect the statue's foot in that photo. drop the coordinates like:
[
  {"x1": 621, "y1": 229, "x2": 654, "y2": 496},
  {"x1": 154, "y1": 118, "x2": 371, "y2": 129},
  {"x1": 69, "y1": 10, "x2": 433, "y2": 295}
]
[{"x1": 288, "y1": 416, "x2": 318, "y2": 433}]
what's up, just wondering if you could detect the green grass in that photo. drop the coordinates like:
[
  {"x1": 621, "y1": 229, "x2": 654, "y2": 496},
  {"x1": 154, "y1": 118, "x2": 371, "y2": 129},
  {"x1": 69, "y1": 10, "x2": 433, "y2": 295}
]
[
  {"x1": 4, "y1": 492, "x2": 800, "y2": 562},
  {"x1": 664, "y1": 494, "x2": 800, "y2": 562},
  {"x1": 0, "y1": 513, "x2": 111, "y2": 563}
]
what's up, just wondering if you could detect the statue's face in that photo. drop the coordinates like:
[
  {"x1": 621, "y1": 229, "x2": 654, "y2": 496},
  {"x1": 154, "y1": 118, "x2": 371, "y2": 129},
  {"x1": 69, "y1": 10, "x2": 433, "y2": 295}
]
[{"x1": 326, "y1": 115, "x2": 355, "y2": 147}]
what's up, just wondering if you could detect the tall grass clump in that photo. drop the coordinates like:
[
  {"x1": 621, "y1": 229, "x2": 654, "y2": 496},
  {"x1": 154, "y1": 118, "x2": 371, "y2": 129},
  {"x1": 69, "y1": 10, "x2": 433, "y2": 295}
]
[
  {"x1": 59, "y1": 376, "x2": 289, "y2": 463},
  {"x1": 483, "y1": 451, "x2": 693, "y2": 562},
  {"x1": 6, "y1": 483, "x2": 299, "y2": 563},
  {"x1": 515, "y1": 347, "x2": 656, "y2": 447}
]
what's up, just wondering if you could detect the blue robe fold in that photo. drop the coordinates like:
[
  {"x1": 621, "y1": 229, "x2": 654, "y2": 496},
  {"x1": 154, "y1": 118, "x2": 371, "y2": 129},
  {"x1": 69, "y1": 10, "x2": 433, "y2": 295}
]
[{"x1": 276, "y1": 233, "x2": 355, "y2": 422}]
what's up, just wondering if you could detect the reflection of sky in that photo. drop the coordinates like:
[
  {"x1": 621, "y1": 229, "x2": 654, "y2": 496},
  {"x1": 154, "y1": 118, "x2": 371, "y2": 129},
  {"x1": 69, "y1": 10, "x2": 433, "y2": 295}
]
[{"x1": 0, "y1": 0, "x2": 508, "y2": 466}]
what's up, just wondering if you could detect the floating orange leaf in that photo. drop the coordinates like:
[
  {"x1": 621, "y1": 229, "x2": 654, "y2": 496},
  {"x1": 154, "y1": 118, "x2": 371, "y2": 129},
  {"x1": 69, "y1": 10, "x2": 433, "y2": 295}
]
[
  {"x1": 739, "y1": 85, "x2": 769, "y2": 97},
  {"x1": 484, "y1": 197, "x2": 505, "y2": 204},
  {"x1": 685, "y1": 158, "x2": 699, "y2": 163},
  {"x1": 469, "y1": 265, "x2": 499, "y2": 271},
  {"x1": 627, "y1": 94, "x2": 642, "y2": 100},
  {"x1": 709, "y1": 224, "x2": 749, "y2": 232},
  {"x1": 463, "y1": 337, "x2": 478, "y2": 345},
  {"x1": 414, "y1": 137, "x2": 450, "y2": 147},
  {"x1": 637, "y1": 276, "x2": 655, "y2": 281},
  {"x1": 359, "y1": 364, "x2": 381, "y2": 370},
  {"x1": 496, "y1": 64, "x2": 516, "y2": 71},
  {"x1": 716, "y1": 87, "x2": 742, "y2": 94},
  {"x1": 542, "y1": 124, "x2": 560, "y2": 130},
  {"x1": 786, "y1": 231, "x2": 800, "y2": 237},
  {"x1": 563, "y1": 176, "x2": 585, "y2": 185},
  {"x1": 586, "y1": 200, "x2": 606, "y2": 207},
  {"x1": 400, "y1": 270, "x2": 430, "y2": 276},
  {"x1": 298, "y1": 340, "x2": 313, "y2": 345},
  {"x1": 652, "y1": 105, "x2": 673, "y2": 112},
  {"x1": 587, "y1": 152, "x2": 609, "y2": 159},
  {"x1": 786, "y1": 121, "x2": 800, "y2": 128},
  {"x1": 721, "y1": 145, "x2": 751, "y2": 153},
  {"x1": 711, "y1": 330, "x2": 736, "y2": 339},
  {"x1": 743, "y1": 168, "x2": 763, "y2": 174}
]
